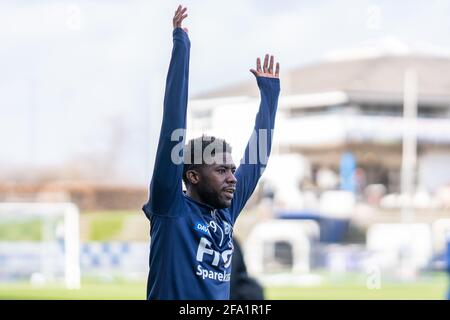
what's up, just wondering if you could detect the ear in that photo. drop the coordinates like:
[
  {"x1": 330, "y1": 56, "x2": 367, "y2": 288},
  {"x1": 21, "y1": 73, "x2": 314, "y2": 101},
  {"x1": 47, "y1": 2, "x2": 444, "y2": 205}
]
[{"x1": 185, "y1": 169, "x2": 200, "y2": 185}]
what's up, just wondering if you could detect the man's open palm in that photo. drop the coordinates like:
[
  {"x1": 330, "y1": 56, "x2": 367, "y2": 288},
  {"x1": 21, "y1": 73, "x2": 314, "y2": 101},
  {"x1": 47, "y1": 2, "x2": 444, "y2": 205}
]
[{"x1": 250, "y1": 54, "x2": 280, "y2": 79}]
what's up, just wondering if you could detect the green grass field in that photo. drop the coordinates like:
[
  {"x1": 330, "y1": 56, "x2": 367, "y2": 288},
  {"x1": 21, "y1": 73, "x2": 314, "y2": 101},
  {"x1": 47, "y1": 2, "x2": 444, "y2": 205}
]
[{"x1": 0, "y1": 274, "x2": 447, "y2": 300}]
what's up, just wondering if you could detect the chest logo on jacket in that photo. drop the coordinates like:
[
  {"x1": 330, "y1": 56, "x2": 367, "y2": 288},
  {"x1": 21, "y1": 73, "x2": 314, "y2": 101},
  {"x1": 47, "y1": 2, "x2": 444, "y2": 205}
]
[
  {"x1": 194, "y1": 222, "x2": 210, "y2": 235},
  {"x1": 195, "y1": 237, "x2": 233, "y2": 282}
]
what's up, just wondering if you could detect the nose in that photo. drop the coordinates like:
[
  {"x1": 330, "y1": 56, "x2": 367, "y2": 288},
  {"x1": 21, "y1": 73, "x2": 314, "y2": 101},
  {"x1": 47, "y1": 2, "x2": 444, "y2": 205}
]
[{"x1": 227, "y1": 172, "x2": 237, "y2": 184}]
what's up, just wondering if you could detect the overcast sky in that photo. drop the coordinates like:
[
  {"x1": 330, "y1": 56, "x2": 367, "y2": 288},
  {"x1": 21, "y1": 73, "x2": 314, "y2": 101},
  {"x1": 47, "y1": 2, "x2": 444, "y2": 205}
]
[{"x1": 1, "y1": 0, "x2": 449, "y2": 185}]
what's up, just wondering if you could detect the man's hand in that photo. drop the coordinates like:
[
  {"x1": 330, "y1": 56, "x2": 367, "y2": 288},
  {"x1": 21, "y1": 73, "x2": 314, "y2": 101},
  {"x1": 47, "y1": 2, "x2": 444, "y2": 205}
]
[
  {"x1": 250, "y1": 54, "x2": 280, "y2": 79},
  {"x1": 173, "y1": 5, "x2": 188, "y2": 33}
]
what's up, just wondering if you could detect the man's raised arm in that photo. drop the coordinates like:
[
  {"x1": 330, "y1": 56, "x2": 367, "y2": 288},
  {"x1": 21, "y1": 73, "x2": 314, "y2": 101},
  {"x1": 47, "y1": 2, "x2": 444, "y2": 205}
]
[
  {"x1": 143, "y1": 6, "x2": 190, "y2": 217},
  {"x1": 230, "y1": 54, "x2": 280, "y2": 222}
]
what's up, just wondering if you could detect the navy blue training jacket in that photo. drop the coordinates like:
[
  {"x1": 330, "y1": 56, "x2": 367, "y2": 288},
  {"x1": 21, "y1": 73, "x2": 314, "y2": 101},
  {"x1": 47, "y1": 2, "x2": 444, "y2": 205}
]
[{"x1": 143, "y1": 28, "x2": 280, "y2": 300}]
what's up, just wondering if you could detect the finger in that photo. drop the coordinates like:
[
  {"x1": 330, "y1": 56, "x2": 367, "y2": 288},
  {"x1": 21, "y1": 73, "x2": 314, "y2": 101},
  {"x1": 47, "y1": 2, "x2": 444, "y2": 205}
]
[
  {"x1": 183, "y1": 27, "x2": 189, "y2": 33},
  {"x1": 180, "y1": 7, "x2": 187, "y2": 14},
  {"x1": 250, "y1": 69, "x2": 258, "y2": 77},
  {"x1": 180, "y1": 13, "x2": 188, "y2": 22},
  {"x1": 263, "y1": 54, "x2": 269, "y2": 73},
  {"x1": 256, "y1": 57, "x2": 262, "y2": 72},
  {"x1": 174, "y1": 7, "x2": 187, "y2": 22},
  {"x1": 173, "y1": 11, "x2": 180, "y2": 26},
  {"x1": 175, "y1": 14, "x2": 187, "y2": 28},
  {"x1": 268, "y1": 55, "x2": 274, "y2": 74},
  {"x1": 174, "y1": 5, "x2": 181, "y2": 19},
  {"x1": 275, "y1": 62, "x2": 280, "y2": 77},
  {"x1": 173, "y1": 7, "x2": 180, "y2": 25}
]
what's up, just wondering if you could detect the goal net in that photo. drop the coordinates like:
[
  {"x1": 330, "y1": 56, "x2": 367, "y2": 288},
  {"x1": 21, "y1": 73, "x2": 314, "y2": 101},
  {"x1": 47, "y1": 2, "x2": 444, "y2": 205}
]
[{"x1": 0, "y1": 202, "x2": 80, "y2": 289}]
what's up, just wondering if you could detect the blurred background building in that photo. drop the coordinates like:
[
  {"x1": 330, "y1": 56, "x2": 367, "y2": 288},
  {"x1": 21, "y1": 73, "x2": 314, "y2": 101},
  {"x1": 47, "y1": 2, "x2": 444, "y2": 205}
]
[{"x1": 189, "y1": 53, "x2": 450, "y2": 217}]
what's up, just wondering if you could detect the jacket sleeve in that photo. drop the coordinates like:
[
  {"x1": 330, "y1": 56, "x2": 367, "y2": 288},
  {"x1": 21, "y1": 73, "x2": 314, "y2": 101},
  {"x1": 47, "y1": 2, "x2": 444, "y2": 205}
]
[
  {"x1": 143, "y1": 28, "x2": 190, "y2": 217},
  {"x1": 229, "y1": 77, "x2": 280, "y2": 223}
]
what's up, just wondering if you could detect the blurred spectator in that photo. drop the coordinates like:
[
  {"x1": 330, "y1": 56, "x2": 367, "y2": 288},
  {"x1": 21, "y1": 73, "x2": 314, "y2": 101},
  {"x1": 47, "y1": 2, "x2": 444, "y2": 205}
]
[
  {"x1": 230, "y1": 238, "x2": 264, "y2": 300},
  {"x1": 354, "y1": 167, "x2": 367, "y2": 200}
]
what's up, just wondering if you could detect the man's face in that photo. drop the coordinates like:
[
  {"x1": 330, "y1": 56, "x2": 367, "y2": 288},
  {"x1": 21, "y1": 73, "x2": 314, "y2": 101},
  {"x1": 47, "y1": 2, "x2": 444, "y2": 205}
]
[{"x1": 196, "y1": 152, "x2": 237, "y2": 209}]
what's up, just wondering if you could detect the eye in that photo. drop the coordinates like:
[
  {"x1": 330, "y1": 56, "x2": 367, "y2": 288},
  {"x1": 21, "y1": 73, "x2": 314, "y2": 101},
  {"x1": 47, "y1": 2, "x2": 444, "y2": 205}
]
[{"x1": 218, "y1": 168, "x2": 225, "y2": 174}]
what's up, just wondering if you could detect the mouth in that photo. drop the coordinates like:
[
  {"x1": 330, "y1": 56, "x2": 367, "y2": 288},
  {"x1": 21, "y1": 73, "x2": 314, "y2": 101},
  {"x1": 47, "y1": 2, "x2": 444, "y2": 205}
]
[{"x1": 223, "y1": 187, "x2": 236, "y2": 200}]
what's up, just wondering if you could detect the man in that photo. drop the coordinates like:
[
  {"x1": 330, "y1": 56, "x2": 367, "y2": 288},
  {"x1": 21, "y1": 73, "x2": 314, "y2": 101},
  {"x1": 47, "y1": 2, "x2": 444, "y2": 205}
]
[{"x1": 142, "y1": 5, "x2": 280, "y2": 300}]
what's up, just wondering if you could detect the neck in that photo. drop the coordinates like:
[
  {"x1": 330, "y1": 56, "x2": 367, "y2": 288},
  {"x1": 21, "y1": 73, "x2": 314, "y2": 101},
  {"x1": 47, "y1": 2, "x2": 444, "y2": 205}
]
[{"x1": 186, "y1": 188, "x2": 209, "y2": 207}]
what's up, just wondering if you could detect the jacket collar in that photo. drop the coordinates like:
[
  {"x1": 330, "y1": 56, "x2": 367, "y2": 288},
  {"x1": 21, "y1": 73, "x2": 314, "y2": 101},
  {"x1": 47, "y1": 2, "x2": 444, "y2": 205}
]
[{"x1": 183, "y1": 192, "x2": 217, "y2": 214}]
